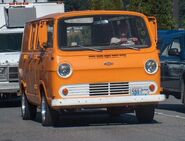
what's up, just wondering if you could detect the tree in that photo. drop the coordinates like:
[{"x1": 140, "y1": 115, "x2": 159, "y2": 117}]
[
  {"x1": 91, "y1": 0, "x2": 124, "y2": 10},
  {"x1": 125, "y1": 0, "x2": 176, "y2": 29},
  {"x1": 179, "y1": 0, "x2": 185, "y2": 28},
  {"x1": 48, "y1": 0, "x2": 91, "y2": 11}
]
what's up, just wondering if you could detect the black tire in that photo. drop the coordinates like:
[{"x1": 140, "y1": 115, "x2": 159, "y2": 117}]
[
  {"x1": 135, "y1": 105, "x2": 155, "y2": 123},
  {"x1": 181, "y1": 80, "x2": 185, "y2": 105},
  {"x1": 21, "y1": 92, "x2": 37, "y2": 120},
  {"x1": 107, "y1": 107, "x2": 123, "y2": 117},
  {"x1": 41, "y1": 95, "x2": 59, "y2": 126}
]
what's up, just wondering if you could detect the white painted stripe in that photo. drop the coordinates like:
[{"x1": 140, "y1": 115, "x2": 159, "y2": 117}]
[{"x1": 155, "y1": 112, "x2": 185, "y2": 120}]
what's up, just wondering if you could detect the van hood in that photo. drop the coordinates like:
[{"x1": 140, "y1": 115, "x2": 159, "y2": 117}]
[{"x1": 0, "y1": 52, "x2": 20, "y2": 65}]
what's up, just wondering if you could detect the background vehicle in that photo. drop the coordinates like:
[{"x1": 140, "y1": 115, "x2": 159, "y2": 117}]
[
  {"x1": 0, "y1": 0, "x2": 64, "y2": 102},
  {"x1": 19, "y1": 11, "x2": 165, "y2": 126},
  {"x1": 159, "y1": 30, "x2": 185, "y2": 105}
]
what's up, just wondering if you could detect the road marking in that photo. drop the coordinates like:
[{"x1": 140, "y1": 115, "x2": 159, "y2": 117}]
[{"x1": 155, "y1": 112, "x2": 185, "y2": 120}]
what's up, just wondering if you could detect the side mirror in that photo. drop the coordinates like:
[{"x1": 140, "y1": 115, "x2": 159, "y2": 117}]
[
  {"x1": 38, "y1": 21, "x2": 48, "y2": 48},
  {"x1": 148, "y1": 16, "x2": 158, "y2": 44},
  {"x1": 168, "y1": 48, "x2": 180, "y2": 56}
]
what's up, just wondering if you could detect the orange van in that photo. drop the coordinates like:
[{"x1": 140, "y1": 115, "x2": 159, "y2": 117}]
[{"x1": 19, "y1": 10, "x2": 165, "y2": 126}]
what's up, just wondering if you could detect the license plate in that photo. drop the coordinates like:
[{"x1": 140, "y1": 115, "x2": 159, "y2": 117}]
[{"x1": 131, "y1": 88, "x2": 149, "y2": 95}]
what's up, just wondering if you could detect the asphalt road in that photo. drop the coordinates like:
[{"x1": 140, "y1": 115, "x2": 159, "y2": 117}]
[{"x1": 0, "y1": 97, "x2": 185, "y2": 141}]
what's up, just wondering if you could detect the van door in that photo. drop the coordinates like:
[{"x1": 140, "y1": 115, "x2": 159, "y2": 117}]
[
  {"x1": 35, "y1": 20, "x2": 54, "y2": 101},
  {"x1": 27, "y1": 22, "x2": 38, "y2": 101}
]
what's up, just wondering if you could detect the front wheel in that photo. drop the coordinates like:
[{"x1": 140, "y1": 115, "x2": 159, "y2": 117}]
[
  {"x1": 21, "y1": 92, "x2": 37, "y2": 120},
  {"x1": 41, "y1": 95, "x2": 58, "y2": 126},
  {"x1": 181, "y1": 80, "x2": 185, "y2": 105},
  {"x1": 135, "y1": 105, "x2": 155, "y2": 123}
]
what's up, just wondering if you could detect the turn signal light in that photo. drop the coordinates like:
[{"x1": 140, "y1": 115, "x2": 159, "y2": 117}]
[
  {"x1": 62, "y1": 88, "x2": 69, "y2": 96},
  {"x1": 149, "y1": 84, "x2": 155, "y2": 92}
]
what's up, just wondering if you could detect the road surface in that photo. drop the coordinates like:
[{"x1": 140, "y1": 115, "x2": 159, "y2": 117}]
[{"x1": 0, "y1": 96, "x2": 185, "y2": 141}]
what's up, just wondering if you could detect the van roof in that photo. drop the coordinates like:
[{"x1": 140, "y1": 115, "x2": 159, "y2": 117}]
[{"x1": 27, "y1": 10, "x2": 147, "y2": 23}]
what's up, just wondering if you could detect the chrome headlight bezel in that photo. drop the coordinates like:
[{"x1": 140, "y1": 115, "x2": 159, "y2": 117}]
[
  {"x1": 58, "y1": 63, "x2": 73, "y2": 78},
  {"x1": 144, "y1": 59, "x2": 158, "y2": 74}
]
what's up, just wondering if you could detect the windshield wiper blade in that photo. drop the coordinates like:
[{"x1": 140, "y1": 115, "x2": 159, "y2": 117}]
[
  {"x1": 110, "y1": 43, "x2": 140, "y2": 51},
  {"x1": 76, "y1": 45, "x2": 102, "y2": 52}
]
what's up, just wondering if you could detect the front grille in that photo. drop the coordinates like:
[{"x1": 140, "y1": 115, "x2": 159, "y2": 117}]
[
  {"x1": 9, "y1": 67, "x2": 19, "y2": 82},
  {"x1": 89, "y1": 82, "x2": 129, "y2": 96},
  {"x1": 0, "y1": 67, "x2": 8, "y2": 81},
  {"x1": 60, "y1": 82, "x2": 130, "y2": 97}
]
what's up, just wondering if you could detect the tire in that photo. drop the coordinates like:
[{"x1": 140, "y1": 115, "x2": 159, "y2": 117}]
[
  {"x1": 135, "y1": 105, "x2": 155, "y2": 123},
  {"x1": 181, "y1": 80, "x2": 185, "y2": 105},
  {"x1": 21, "y1": 92, "x2": 37, "y2": 120},
  {"x1": 41, "y1": 95, "x2": 58, "y2": 126},
  {"x1": 107, "y1": 107, "x2": 123, "y2": 117}
]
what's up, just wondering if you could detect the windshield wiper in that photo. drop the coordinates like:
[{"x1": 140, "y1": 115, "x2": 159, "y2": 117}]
[
  {"x1": 110, "y1": 43, "x2": 140, "y2": 51},
  {"x1": 74, "y1": 45, "x2": 102, "y2": 52}
]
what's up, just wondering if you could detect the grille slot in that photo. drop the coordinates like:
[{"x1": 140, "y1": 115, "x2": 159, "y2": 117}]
[
  {"x1": 90, "y1": 83, "x2": 108, "y2": 96},
  {"x1": 9, "y1": 67, "x2": 19, "y2": 82},
  {"x1": 0, "y1": 67, "x2": 8, "y2": 81},
  {"x1": 89, "y1": 82, "x2": 129, "y2": 96}
]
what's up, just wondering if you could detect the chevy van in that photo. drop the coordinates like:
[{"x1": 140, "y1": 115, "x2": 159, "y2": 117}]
[{"x1": 19, "y1": 11, "x2": 165, "y2": 126}]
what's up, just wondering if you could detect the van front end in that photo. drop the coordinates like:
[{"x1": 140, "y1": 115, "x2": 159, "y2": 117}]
[
  {"x1": 49, "y1": 11, "x2": 165, "y2": 109},
  {"x1": 51, "y1": 51, "x2": 165, "y2": 108}
]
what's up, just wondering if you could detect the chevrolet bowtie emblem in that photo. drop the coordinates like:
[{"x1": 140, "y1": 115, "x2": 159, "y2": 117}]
[{"x1": 104, "y1": 62, "x2": 114, "y2": 66}]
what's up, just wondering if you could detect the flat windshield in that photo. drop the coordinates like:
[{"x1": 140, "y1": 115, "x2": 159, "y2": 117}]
[
  {"x1": 0, "y1": 33, "x2": 22, "y2": 52},
  {"x1": 58, "y1": 15, "x2": 151, "y2": 51}
]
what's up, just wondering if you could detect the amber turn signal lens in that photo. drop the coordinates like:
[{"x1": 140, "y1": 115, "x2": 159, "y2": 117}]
[
  {"x1": 62, "y1": 88, "x2": 69, "y2": 96},
  {"x1": 149, "y1": 84, "x2": 155, "y2": 92}
]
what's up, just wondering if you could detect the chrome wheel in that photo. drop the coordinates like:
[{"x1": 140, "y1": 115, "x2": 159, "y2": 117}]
[
  {"x1": 21, "y1": 91, "x2": 37, "y2": 120},
  {"x1": 21, "y1": 94, "x2": 26, "y2": 116},
  {"x1": 41, "y1": 97, "x2": 46, "y2": 122}
]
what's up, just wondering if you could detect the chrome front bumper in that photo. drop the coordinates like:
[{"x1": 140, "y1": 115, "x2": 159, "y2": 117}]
[
  {"x1": 0, "y1": 82, "x2": 19, "y2": 93},
  {"x1": 51, "y1": 94, "x2": 166, "y2": 107}
]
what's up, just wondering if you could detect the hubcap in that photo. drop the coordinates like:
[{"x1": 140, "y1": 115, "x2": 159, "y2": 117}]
[
  {"x1": 21, "y1": 94, "x2": 26, "y2": 116},
  {"x1": 41, "y1": 97, "x2": 46, "y2": 122}
]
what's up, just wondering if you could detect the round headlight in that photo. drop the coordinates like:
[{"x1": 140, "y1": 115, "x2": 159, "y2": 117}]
[
  {"x1": 58, "y1": 63, "x2": 72, "y2": 78},
  {"x1": 145, "y1": 59, "x2": 158, "y2": 74}
]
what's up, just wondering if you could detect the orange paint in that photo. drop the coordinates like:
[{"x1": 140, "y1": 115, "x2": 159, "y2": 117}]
[{"x1": 19, "y1": 10, "x2": 165, "y2": 109}]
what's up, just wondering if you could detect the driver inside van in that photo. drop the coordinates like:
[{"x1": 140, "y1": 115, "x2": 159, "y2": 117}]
[
  {"x1": 110, "y1": 21, "x2": 139, "y2": 45},
  {"x1": 119, "y1": 21, "x2": 139, "y2": 45}
]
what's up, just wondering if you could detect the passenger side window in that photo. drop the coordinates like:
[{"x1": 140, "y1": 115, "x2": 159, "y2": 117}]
[
  {"x1": 29, "y1": 23, "x2": 37, "y2": 51},
  {"x1": 22, "y1": 24, "x2": 31, "y2": 52},
  {"x1": 161, "y1": 39, "x2": 181, "y2": 57},
  {"x1": 47, "y1": 21, "x2": 54, "y2": 48}
]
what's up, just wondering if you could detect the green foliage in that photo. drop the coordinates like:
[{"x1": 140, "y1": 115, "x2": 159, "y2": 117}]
[
  {"x1": 91, "y1": 0, "x2": 124, "y2": 10},
  {"x1": 49, "y1": 0, "x2": 91, "y2": 11},
  {"x1": 179, "y1": 0, "x2": 185, "y2": 28},
  {"x1": 48, "y1": 0, "x2": 176, "y2": 29},
  {"x1": 125, "y1": 0, "x2": 176, "y2": 29}
]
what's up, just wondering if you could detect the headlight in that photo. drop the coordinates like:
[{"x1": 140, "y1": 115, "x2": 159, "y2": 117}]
[
  {"x1": 58, "y1": 63, "x2": 72, "y2": 78},
  {"x1": 145, "y1": 59, "x2": 158, "y2": 74}
]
